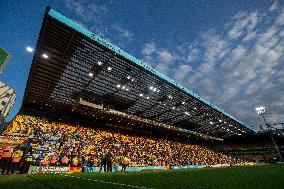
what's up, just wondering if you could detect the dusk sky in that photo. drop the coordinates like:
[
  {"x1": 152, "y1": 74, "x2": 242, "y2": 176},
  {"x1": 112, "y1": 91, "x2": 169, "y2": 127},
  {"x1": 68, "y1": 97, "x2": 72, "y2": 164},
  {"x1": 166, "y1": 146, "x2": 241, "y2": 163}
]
[{"x1": 0, "y1": 0, "x2": 283, "y2": 130}]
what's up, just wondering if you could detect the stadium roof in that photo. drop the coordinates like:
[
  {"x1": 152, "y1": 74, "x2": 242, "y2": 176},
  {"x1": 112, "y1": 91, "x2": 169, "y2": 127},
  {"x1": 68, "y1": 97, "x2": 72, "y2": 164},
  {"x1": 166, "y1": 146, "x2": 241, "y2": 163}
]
[{"x1": 22, "y1": 7, "x2": 256, "y2": 140}]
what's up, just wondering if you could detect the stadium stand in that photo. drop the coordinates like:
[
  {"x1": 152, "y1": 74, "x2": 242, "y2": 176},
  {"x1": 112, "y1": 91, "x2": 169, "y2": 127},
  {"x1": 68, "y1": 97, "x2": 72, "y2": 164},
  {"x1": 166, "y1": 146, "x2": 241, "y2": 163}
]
[{"x1": 1, "y1": 113, "x2": 244, "y2": 173}]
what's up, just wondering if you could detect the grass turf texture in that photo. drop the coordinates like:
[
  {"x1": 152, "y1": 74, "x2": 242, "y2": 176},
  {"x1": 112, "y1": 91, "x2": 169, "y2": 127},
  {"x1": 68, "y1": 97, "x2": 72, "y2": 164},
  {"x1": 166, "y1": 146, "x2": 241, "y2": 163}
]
[{"x1": 0, "y1": 165, "x2": 283, "y2": 189}]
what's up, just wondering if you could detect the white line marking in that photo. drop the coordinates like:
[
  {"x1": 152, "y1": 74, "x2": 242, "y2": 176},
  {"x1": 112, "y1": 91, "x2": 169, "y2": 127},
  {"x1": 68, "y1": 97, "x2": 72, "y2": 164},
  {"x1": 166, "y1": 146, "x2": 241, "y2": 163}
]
[{"x1": 58, "y1": 173, "x2": 154, "y2": 189}]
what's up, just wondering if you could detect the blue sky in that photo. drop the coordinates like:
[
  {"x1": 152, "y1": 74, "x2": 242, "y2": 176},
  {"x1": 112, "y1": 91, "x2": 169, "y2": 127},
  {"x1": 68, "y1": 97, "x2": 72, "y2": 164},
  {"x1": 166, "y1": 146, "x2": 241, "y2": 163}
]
[{"x1": 0, "y1": 0, "x2": 283, "y2": 130}]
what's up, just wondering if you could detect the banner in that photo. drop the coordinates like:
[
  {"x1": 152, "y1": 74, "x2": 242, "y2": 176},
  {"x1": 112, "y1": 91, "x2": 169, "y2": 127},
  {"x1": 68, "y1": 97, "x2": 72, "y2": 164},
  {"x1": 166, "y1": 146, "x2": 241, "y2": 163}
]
[
  {"x1": 0, "y1": 135, "x2": 27, "y2": 144},
  {"x1": 69, "y1": 166, "x2": 82, "y2": 173},
  {"x1": 171, "y1": 164, "x2": 205, "y2": 170},
  {"x1": 28, "y1": 166, "x2": 69, "y2": 174},
  {"x1": 83, "y1": 165, "x2": 165, "y2": 172}
]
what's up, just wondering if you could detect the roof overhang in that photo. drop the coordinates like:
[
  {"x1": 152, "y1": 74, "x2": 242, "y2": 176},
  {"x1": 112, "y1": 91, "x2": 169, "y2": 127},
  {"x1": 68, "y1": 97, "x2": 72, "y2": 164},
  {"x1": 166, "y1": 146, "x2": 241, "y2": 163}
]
[{"x1": 22, "y1": 7, "x2": 256, "y2": 140}]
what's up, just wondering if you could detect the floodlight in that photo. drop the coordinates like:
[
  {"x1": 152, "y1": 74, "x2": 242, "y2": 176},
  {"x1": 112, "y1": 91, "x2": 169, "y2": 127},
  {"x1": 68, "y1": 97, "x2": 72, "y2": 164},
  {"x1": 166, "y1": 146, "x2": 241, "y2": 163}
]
[
  {"x1": 182, "y1": 101, "x2": 186, "y2": 105},
  {"x1": 107, "y1": 67, "x2": 112, "y2": 71},
  {"x1": 210, "y1": 122, "x2": 213, "y2": 125},
  {"x1": 256, "y1": 106, "x2": 266, "y2": 115},
  {"x1": 88, "y1": 72, "x2": 94, "y2": 77},
  {"x1": 139, "y1": 93, "x2": 144, "y2": 97},
  {"x1": 117, "y1": 84, "x2": 121, "y2": 88},
  {"x1": 26, "y1": 46, "x2": 34, "y2": 53},
  {"x1": 42, "y1": 53, "x2": 48, "y2": 59},
  {"x1": 97, "y1": 61, "x2": 102, "y2": 65}
]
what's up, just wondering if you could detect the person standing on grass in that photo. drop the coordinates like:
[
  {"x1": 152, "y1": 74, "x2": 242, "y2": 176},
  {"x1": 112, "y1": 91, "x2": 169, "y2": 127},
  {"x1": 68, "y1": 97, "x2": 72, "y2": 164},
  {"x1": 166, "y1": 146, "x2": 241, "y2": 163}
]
[
  {"x1": 10, "y1": 148, "x2": 23, "y2": 174},
  {"x1": 21, "y1": 152, "x2": 33, "y2": 174},
  {"x1": 106, "y1": 150, "x2": 113, "y2": 172},
  {"x1": 0, "y1": 146, "x2": 3, "y2": 173},
  {"x1": 121, "y1": 155, "x2": 130, "y2": 171},
  {"x1": 99, "y1": 149, "x2": 107, "y2": 172},
  {"x1": 1, "y1": 145, "x2": 13, "y2": 174}
]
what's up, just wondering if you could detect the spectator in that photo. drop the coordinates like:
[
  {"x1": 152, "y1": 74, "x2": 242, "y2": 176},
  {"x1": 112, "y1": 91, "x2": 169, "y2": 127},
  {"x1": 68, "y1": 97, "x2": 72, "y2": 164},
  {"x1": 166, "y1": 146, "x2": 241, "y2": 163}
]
[{"x1": 1, "y1": 145, "x2": 13, "y2": 175}]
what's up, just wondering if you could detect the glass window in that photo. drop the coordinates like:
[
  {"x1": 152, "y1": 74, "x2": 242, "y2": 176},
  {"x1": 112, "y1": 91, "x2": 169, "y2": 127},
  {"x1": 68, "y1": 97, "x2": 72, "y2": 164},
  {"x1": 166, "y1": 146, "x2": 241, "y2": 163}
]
[{"x1": 1, "y1": 101, "x2": 7, "y2": 106}]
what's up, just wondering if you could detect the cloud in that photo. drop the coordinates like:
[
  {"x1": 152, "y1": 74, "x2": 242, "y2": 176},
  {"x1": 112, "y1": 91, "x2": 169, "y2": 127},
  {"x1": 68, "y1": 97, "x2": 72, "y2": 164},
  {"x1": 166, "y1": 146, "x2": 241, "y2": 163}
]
[
  {"x1": 112, "y1": 23, "x2": 134, "y2": 41},
  {"x1": 141, "y1": 42, "x2": 176, "y2": 74},
  {"x1": 65, "y1": 0, "x2": 108, "y2": 22},
  {"x1": 227, "y1": 11, "x2": 259, "y2": 39},
  {"x1": 158, "y1": 50, "x2": 175, "y2": 64},
  {"x1": 173, "y1": 64, "x2": 192, "y2": 82},
  {"x1": 64, "y1": 0, "x2": 134, "y2": 48},
  {"x1": 141, "y1": 5, "x2": 284, "y2": 130},
  {"x1": 269, "y1": 1, "x2": 279, "y2": 12},
  {"x1": 142, "y1": 42, "x2": 156, "y2": 55}
]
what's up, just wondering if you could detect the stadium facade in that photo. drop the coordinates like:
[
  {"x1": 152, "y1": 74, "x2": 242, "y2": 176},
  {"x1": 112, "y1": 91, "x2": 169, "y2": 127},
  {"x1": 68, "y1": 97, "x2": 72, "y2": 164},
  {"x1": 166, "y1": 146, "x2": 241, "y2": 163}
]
[{"x1": 0, "y1": 81, "x2": 16, "y2": 120}]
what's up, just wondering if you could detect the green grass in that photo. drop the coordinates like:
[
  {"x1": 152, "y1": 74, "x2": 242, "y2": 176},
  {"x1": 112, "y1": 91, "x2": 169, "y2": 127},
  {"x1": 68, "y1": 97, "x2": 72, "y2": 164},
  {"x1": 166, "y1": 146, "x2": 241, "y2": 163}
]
[{"x1": 0, "y1": 165, "x2": 284, "y2": 189}]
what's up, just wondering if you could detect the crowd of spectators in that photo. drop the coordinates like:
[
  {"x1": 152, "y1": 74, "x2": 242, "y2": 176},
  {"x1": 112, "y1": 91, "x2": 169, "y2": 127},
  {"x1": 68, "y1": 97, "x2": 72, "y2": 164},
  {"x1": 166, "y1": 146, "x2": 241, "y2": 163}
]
[{"x1": 1, "y1": 114, "x2": 244, "y2": 174}]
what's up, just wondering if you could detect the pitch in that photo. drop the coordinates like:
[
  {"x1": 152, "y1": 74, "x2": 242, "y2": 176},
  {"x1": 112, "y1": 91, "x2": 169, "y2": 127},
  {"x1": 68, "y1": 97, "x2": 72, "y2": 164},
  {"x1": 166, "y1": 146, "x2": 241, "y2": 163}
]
[{"x1": 0, "y1": 165, "x2": 283, "y2": 189}]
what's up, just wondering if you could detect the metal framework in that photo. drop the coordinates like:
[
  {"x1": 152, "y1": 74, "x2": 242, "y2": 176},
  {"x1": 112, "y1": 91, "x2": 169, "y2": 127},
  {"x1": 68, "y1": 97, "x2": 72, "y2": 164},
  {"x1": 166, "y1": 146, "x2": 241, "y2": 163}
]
[{"x1": 22, "y1": 7, "x2": 256, "y2": 139}]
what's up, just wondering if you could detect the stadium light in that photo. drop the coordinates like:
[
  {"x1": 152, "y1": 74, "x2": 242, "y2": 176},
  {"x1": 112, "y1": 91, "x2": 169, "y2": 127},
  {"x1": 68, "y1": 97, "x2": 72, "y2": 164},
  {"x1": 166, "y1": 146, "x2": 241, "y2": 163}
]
[
  {"x1": 256, "y1": 106, "x2": 266, "y2": 115},
  {"x1": 117, "y1": 84, "x2": 121, "y2": 88},
  {"x1": 97, "y1": 61, "x2": 102, "y2": 65},
  {"x1": 149, "y1": 86, "x2": 153, "y2": 90},
  {"x1": 139, "y1": 93, "x2": 144, "y2": 97},
  {"x1": 26, "y1": 46, "x2": 34, "y2": 53},
  {"x1": 107, "y1": 67, "x2": 112, "y2": 71},
  {"x1": 88, "y1": 72, "x2": 94, "y2": 77},
  {"x1": 256, "y1": 105, "x2": 283, "y2": 162},
  {"x1": 219, "y1": 119, "x2": 222, "y2": 122},
  {"x1": 210, "y1": 122, "x2": 213, "y2": 125},
  {"x1": 42, "y1": 53, "x2": 48, "y2": 59},
  {"x1": 146, "y1": 96, "x2": 150, "y2": 99},
  {"x1": 172, "y1": 107, "x2": 176, "y2": 109},
  {"x1": 182, "y1": 101, "x2": 186, "y2": 105},
  {"x1": 153, "y1": 88, "x2": 157, "y2": 92},
  {"x1": 122, "y1": 86, "x2": 125, "y2": 89}
]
